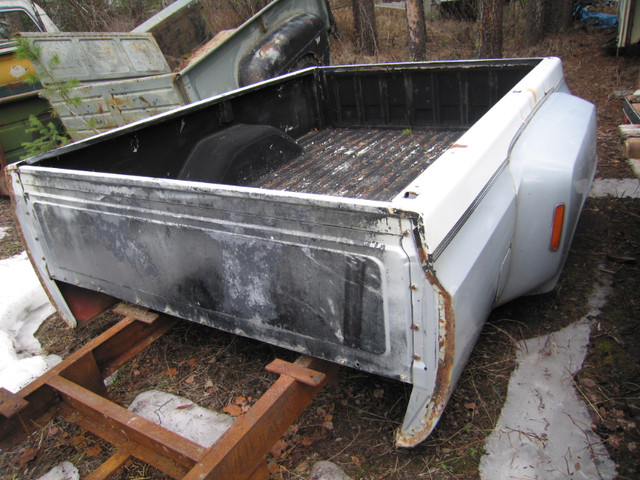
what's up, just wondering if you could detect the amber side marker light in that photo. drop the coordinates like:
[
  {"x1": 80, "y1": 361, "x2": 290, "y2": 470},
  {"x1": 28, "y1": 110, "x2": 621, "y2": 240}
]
[{"x1": 550, "y1": 204, "x2": 566, "y2": 251}]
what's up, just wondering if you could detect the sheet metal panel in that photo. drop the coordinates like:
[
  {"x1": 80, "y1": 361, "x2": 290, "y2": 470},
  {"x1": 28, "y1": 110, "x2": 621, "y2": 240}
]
[
  {"x1": 21, "y1": 32, "x2": 170, "y2": 82},
  {"x1": 16, "y1": 167, "x2": 416, "y2": 382},
  {"x1": 42, "y1": 74, "x2": 183, "y2": 139}
]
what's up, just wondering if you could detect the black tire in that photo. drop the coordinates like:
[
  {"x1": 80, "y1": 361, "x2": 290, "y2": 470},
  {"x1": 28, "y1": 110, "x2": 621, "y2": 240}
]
[{"x1": 289, "y1": 54, "x2": 321, "y2": 73}]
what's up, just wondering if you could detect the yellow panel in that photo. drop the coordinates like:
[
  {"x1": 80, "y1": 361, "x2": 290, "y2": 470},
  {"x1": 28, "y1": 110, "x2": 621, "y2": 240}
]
[{"x1": 0, "y1": 53, "x2": 35, "y2": 87}]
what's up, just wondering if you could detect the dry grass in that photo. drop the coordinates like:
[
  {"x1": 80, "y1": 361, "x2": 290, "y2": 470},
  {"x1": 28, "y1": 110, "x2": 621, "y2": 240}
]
[{"x1": 330, "y1": 2, "x2": 478, "y2": 64}]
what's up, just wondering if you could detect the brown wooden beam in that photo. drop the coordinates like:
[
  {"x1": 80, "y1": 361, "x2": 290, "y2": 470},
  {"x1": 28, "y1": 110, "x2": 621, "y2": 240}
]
[{"x1": 183, "y1": 356, "x2": 338, "y2": 480}]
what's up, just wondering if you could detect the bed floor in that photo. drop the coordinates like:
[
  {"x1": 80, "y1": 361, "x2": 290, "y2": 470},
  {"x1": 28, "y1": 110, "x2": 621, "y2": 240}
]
[{"x1": 249, "y1": 127, "x2": 463, "y2": 201}]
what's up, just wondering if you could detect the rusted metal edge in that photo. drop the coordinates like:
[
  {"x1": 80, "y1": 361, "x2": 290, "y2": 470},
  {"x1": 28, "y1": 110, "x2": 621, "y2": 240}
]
[
  {"x1": 0, "y1": 312, "x2": 177, "y2": 448},
  {"x1": 184, "y1": 356, "x2": 338, "y2": 480},
  {"x1": 395, "y1": 270, "x2": 455, "y2": 448}
]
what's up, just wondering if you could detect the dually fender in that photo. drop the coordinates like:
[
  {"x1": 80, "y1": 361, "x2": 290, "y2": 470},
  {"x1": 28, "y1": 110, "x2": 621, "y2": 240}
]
[
  {"x1": 497, "y1": 92, "x2": 597, "y2": 305},
  {"x1": 237, "y1": 13, "x2": 330, "y2": 87}
]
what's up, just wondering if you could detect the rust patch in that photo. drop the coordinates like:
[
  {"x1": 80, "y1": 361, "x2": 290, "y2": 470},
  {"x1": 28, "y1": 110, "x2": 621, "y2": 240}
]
[
  {"x1": 178, "y1": 29, "x2": 236, "y2": 71},
  {"x1": 396, "y1": 270, "x2": 455, "y2": 447}
]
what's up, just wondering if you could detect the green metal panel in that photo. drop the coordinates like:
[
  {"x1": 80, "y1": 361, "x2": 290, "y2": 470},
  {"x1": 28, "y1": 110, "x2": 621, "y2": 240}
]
[{"x1": 0, "y1": 93, "x2": 54, "y2": 163}]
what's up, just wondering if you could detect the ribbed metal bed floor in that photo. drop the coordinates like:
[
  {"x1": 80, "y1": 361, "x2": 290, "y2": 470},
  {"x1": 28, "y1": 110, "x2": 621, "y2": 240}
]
[{"x1": 249, "y1": 127, "x2": 463, "y2": 201}]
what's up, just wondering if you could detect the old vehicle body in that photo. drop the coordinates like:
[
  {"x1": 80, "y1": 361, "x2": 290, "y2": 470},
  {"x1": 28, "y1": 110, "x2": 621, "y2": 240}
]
[
  {"x1": 0, "y1": 0, "x2": 58, "y2": 194},
  {"x1": 8, "y1": 57, "x2": 596, "y2": 446},
  {"x1": 22, "y1": 0, "x2": 333, "y2": 140}
]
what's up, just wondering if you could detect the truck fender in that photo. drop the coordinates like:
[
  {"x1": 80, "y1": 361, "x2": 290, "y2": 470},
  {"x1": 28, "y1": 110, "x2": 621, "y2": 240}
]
[
  {"x1": 496, "y1": 92, "x2": 597, "y2": 305},
  {"x1": 237, "y1": 13, "x2": 330, "y2": 87}
]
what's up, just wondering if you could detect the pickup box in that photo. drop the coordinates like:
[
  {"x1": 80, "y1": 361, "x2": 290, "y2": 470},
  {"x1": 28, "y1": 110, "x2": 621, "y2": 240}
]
[
  {"x1": 21, "y1": 0, "x2": 333, "y2": 140},
  {"x1": 7, "y1": 57, "x2": 597, "y2": 447}
]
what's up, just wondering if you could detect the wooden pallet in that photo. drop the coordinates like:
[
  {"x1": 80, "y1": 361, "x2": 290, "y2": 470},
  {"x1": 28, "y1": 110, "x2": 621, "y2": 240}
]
[{"x1": 0, "y1": 305, "x2": 337, "y2": 480}]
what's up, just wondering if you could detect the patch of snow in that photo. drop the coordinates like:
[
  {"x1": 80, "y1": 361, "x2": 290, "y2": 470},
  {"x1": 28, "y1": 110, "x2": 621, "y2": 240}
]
[
  {"x1": 310, "y1": 461, "x2": 353, "y2": 480},
  {"x1": 128, "y1": 390, "x2": 234, "y2": 447},
  {"x1": 589, "y1": 178, "x2": 640, "y2": 198},
  {"x1": 36, "y1": 461, "x2": 79, "y2": 480},
  {"x1": 479, "y1": 278, "x2": 617, "y2": 480},
  {"x1": 0, "y1": 225, "x2": 9, "y2": 240},
  {"x1": 0, "y1": 252, "x2": 58, "y2": 393}
]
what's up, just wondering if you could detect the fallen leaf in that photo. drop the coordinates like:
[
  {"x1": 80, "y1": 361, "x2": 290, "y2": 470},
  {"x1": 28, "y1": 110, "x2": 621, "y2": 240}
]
[
  {"x1": 296, "y1": 461, "x2": 311, "y2": 473},
  {"x1": 166, "y1": 367, "x2": 177, "y2": 376},
  {"x1": 176, "y1": 404, "x2": 193, "y2": 410},
  {"x1": 351, "y1": 455, "x2": 365, "y2": 466},
  {"x1": 301, "y1": 436, "x2": 315, "y2": 446},
  {"x1": 373, "y1": 388, "x2": 384, "y2": 398},
  {"x1": 133, "y1": 369, "x2": 140, "y2": 376},
  {"x1": 235, "y1": 396, "x2": 247, "y2": 406},
  {"x1": 322, "y1": 420, "x2": 334, "y2": 430},
  {"x1": 86, "y1": 445, "x2": 103, "y2": 457},
  {"x1": 464, "y1": 402, "x2": 476, "y2": 410},
  {"x1": 69, "y1": 435, "x2": 86, "y2": 447},
  {"x1": 205, "y1": 378, "x2": 214, "y2": 388},
  {"x1": 609, "y1": 435, "x2": 622, "y2": 448},
  {"x1": 223, "y1": 404, "x2": 244, "y2": 416},
  {"x1": 574, "y1": 462, "x2": 581, "y2": 471},
  {"x1": 580, "y1": 377, "x2": 596, "y2": 389},
  {"x1": 270, "y1": 439, "x2": 287, "y2": 459},
  {"x1": 267, "y1": 461, "x2": 286, "y2": 477},
  {"x1": 185, "y1": 375, "x2": 195, "y2": 384},
  {"x1": 188, "y1": 358, "x2": 197, "y2": 367},
  {"x1": 19, "y1": 448, "x2": 37, "y2": 466}
]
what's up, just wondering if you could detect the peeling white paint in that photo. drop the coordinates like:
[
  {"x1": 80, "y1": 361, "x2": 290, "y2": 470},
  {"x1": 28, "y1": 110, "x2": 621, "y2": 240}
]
[{"x1": 479, "y1": 278, "x2": 617, "y2": 480}]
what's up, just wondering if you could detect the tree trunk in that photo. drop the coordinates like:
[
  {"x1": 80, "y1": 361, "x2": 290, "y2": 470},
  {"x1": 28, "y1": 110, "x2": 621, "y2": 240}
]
[
  {"x1": 406, "y1": 0, "x2": 427, "y2": 61},
  {"x1": 478, "y1": 0, "x2": 502, "y2": 58},
  {"x1": 526, "y1": 0, "x2": 544, "y2": 46},
  {"x1": 352, "y1": 0, "x2": 378, "y2": 55},
  {"x1": 544, "y1": 0, "x2": 573, "y2": 33}
]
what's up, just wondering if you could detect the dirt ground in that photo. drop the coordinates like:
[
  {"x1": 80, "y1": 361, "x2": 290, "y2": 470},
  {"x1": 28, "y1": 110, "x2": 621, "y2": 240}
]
[{"x1": 1, "y1": 3, "x2": 640, "y2": 479}]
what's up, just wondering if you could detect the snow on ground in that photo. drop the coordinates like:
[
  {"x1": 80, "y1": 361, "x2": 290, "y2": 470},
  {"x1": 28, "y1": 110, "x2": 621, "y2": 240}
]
[
  {"x1": 128, "y1": 390, "x2": 234, "y2": 447},
  {"x1": 35, "y1": 462, "x2": 78, "y2": 480},
  {"x1": 589, "y1": 178, "x2": 640, "y2": 198},
  {"x1": 0, "y1": 252, "x2": 59, "y2": 393},
  {"x1": 479, "y1": 277, "x2": 617, "y2": 480}
]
